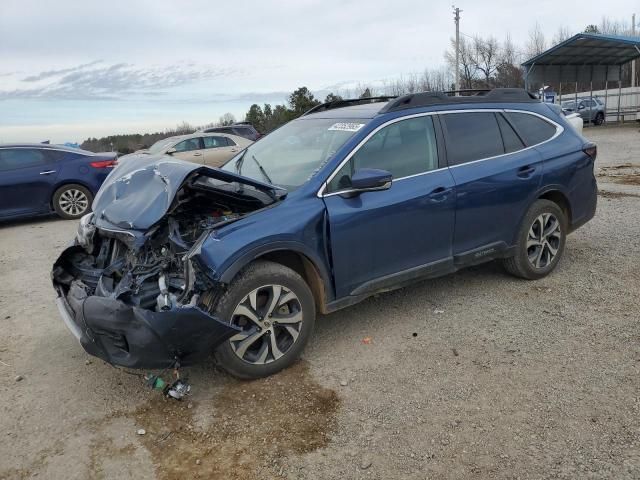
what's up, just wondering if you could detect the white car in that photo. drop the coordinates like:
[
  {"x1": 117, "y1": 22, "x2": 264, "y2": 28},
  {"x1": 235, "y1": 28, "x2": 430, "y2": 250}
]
[
  {"x1": 564, "y1": 112, "x2": 584, "y2": 135},
  {"x1": 130, "y1": 132, "x2": 252, "y2": 167}
]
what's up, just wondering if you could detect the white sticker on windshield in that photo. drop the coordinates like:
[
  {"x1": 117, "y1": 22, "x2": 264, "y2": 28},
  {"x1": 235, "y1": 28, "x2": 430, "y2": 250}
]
[{"x1": 328, "y1": 122, "x2": 365, "y2": 132}]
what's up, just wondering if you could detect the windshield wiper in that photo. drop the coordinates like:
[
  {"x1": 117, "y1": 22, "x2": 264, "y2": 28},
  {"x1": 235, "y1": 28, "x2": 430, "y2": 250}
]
[
  {"x1": 235, "y1": 150, "x2": 248, "y2": 175},
  {"x1": 251, "y1": 154, "x2": 273, "y2": 185}
]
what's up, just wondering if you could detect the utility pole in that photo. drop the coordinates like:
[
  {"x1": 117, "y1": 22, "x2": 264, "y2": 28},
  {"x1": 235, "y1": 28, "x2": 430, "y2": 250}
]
[
  {"x1": 632, "y1": 13, "x2": 636, "y2": 88},
  {"x1": 453, "y1": 6, "x2": 462, "y2": 93}
]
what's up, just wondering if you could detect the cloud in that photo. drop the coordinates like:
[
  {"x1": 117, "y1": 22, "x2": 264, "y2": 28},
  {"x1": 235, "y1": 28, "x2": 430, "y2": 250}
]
[
  {"x1": 21, "y1": 60, "x2": 103, "y2": 82},
  {"x1": 1, "y1": 61, "x2": 244, "y2": 101}
]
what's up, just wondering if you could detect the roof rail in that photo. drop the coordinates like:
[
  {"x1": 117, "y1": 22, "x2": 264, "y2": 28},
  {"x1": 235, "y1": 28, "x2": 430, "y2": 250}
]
[
  {"x1": 379, "y1": 88, "x2": 538, "y2": 113},
  {"x1": 442, "y1": 88, "x2": 491, "y2": 95},
  {"x1": 303, "y1": 96, "x2": 397, "y2": 116}
]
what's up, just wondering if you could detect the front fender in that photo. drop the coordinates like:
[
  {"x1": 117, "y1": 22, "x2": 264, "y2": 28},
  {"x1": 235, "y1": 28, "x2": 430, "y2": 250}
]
[{"x1": 193, "y1": 197, "x2": 334, "y2": 301}]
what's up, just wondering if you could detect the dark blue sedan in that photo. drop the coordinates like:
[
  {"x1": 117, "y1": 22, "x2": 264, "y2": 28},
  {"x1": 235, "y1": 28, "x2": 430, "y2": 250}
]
[
  {"x1": 0, "y1": 144, "x2": 117, "y2": 220},
  {"x1": 52, "y1": 88, "x2": 597, "y2": 380}
]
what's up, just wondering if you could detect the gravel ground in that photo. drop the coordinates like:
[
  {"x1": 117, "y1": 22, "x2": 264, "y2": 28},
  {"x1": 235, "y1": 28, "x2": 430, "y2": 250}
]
[{"x1": 1, "y1": 126, "x2": 639, "y2": 480}]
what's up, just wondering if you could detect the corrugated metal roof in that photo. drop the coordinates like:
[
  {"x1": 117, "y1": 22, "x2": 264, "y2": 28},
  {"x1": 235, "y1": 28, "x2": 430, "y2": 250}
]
[{"x1": 522, "y1": 33, "x2": 640, "y2": 67}]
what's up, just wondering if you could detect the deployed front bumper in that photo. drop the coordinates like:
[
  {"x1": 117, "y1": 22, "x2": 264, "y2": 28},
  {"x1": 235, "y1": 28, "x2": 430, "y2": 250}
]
[{"x1": 53, "y1": 248, "x2": 238, "y2": 369}]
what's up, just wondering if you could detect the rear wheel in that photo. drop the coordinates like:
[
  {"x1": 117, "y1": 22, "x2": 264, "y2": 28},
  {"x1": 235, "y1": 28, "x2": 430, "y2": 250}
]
[
  {"x1": 503, "y1": 199, "x2": 567, "y2": 280},
  {"x1": 593, "y1": 112, "x2": 604, "y2": 126},
  {"x1": 52, "y1": 184, "x2": 93, "y2": 220},
  {"x1": 205, "y1": 261, "x2": 316, "y2": 379}
]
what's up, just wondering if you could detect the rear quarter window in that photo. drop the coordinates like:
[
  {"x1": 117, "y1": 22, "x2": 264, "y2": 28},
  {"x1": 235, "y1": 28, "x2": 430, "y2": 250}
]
[
  {"x1": 504, "y1": 112, "x2": 557, "y2": 146},
  {"x1": 45, "y1": 150, "x2": 72, "y2": 162}
]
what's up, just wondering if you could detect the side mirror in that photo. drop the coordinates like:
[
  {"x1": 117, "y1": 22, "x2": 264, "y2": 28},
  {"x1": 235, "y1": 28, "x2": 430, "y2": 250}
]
[
  {"x1": 578, "y1": 104, "x2": 586, "y2": 110},
  {"x1": 166, "y1": 147, "x2": 176, "y2": 155},
  {"x1": 348, "y1": 168, "x2": 392, "y2": 194}
]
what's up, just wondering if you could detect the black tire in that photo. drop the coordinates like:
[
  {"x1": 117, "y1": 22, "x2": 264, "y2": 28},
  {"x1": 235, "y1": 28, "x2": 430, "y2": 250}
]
[
  {"x1": 208, "y1": 260, "x2": 316, "y2": 379},
  {"x1": 503, "y1": 199, "x2": 567, "y2": 280},
  {"x1": 52, "y1": 184, "x2": 93, "y2": 220},
  {"x1": 593, "y1": 113, "x2": 604, "y2": 126}
]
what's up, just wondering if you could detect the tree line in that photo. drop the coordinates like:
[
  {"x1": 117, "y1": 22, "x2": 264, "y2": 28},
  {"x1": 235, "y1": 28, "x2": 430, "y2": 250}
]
[{"x1": 80, "y1": 115, "x2": 237, "y2": 153}]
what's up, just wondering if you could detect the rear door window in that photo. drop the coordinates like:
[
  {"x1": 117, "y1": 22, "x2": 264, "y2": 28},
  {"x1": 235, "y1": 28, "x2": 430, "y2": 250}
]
[
  {"x1": 504, "y1": 112, "x2": 557, "y2": 147},
  {"x1": 203, "y1": 136, "x2": 228, "y2": 149},
  {"x1": 441, "y1": 112, "x2": 504, "y2": 166}
]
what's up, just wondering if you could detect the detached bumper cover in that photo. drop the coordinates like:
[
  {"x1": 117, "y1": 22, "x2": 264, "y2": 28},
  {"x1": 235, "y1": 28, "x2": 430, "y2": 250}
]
[
  {"x1": 54, "y1": 283, "x2": 238, "y2": 369},
  {"x1": 52, "y1": 244, "x2": 239, "y2": 369}
]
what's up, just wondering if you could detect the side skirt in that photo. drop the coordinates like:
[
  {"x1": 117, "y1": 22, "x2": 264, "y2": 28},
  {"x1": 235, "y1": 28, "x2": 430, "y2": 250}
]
[{"x1": 324, "y1": 242, "x2": 516, "y2": 315}]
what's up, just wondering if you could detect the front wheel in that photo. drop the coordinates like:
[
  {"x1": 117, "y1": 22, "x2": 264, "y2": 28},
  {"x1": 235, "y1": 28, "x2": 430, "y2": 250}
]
[
  {"x1": 206, "y1": 261, "x2": 316, "y2": 379},
  {"x1": 503, "y1": 199, "x2": 567, "y2": 280},
  {"x1": 593, "y1": 113, "x2": 604, "y2": 126}
]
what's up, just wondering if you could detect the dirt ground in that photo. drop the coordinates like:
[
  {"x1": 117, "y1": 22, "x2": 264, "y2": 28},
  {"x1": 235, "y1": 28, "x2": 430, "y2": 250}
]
[{"x1": 1, "y1": 125, "x2": 639, "y2": 480}]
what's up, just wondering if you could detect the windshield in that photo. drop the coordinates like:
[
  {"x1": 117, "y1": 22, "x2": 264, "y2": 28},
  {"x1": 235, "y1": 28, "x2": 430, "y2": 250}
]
[
  {"x1": 148, "y1": 137, "x2": 177, "y2": 154},
  {"x1": 221, "y1": 117, "x2": 367, "y2": 191}
]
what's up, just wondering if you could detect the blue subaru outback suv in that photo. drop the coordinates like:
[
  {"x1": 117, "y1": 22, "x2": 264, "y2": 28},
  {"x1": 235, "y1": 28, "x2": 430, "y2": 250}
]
[{"x1": 52, "y1": 88, "x2": 597, "y2": 379}]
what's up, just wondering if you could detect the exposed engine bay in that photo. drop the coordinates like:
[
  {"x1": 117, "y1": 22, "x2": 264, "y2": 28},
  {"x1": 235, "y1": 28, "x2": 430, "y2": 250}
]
[
  {"x1": 56, "y1": 160, "x2": 282, "y2": 313},
  {"x1": 66, "y1": 193, "x2": 246, "y2": 313},
  {"x1": 51, "y1": 157, "x2": 286, "y2": 369}
]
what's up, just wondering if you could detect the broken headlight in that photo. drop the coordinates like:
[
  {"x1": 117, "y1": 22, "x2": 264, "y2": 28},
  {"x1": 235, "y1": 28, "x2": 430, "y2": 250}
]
[{"x1": 76, "y1": 213, "x2": 96, "y2": 252}]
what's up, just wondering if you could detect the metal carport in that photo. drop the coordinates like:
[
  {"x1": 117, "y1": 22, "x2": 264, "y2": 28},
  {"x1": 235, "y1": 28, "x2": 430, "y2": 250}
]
[{"x1": 522, "y1": 33, "x2": 640, "y2": 122}]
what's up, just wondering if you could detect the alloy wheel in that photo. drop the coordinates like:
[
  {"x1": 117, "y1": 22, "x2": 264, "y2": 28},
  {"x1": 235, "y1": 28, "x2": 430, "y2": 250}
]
[
  {"x1": 228, "y1": 285, "x2": 303, "y2": 365},
  {"x1": 58, "y1": 189, "x2": 89, "y2": 216},
  {"x1": 527, "y1": 213, "x2": 562, "y2": 269}
]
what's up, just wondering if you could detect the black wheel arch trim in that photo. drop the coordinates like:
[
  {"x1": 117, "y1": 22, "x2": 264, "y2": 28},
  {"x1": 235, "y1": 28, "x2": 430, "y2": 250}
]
[
  {"x1": 510, "y1": 185, "x2": 572, "y2": 245},
  {"x1": 218, "y1": 241, "x2": 335, "y2": 304}
]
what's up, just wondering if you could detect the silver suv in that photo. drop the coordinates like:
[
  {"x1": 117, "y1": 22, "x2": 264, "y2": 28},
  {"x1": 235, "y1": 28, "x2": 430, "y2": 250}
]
[{"x1": 561, "y1": 97, "x2": 605, "y2": 126}]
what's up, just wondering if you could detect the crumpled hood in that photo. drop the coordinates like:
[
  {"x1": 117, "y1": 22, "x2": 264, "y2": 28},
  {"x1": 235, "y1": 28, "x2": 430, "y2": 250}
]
[{"x1": 92, "y1": 154, "x2": 284, "y2": 231}]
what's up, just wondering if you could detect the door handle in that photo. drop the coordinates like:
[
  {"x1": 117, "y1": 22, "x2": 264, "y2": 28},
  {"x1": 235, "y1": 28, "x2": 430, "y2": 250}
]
[
  {"x1": 230, "y1": 149, "x2": 238, "y2": 153},
  {"x1": 192, "y1": 152, "x2": 203, "y2": 157},
  {"x1": 517, "y1": 165, "x2": 536, "y2": 178},
  {"x1": 427, "y1": 186, "x2": 451, "y2": 202},
  {"x1": 39, "y1": 170, "x2": 56, "y2": 175}
]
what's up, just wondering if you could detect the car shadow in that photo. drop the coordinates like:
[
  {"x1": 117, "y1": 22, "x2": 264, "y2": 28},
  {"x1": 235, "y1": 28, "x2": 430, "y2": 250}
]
[{"x1": 313, "y1": 260, "x2": 509, "y2": 336}]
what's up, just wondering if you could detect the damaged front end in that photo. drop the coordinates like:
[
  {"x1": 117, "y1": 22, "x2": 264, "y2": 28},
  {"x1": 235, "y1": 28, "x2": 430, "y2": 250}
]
[{"x1": 52, "y1": 155, "x2": 286, "y2": 369}]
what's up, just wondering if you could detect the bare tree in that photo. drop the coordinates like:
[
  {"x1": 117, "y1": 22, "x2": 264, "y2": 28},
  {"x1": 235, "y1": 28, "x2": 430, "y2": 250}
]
[
  {"x1": 552, "y1": 26, "x2": 572, "y2": 45},
  {"x1": 174, "y1": 121, "x2": 195, "y2": 135},
  {"x1": 445, "y1": 36, "x2": 478, "y2": 89},
  {"x1": 501, "y1": 33, "x2": 520, "y2": 65},
  {"x1": 474, "y1": 36, "x2": 500, "y2": 87},
  {"x1": 599, "y1": 16, "x2": 629, "y2": 35},
  {"x1": 219, "y1": 112, "x2": 236, "y2": 126},
  {"x1": 526, "y1": 22, "x2": 547, "y2": 59},
  {"x1": 495, "y1": 34, "x2": 524, "y2": 88}
]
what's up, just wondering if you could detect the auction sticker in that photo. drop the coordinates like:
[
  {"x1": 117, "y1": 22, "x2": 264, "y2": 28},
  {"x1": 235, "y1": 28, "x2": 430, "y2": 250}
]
[{"x1": 328, "y1": 122, "x2": 365, "y2": 132}]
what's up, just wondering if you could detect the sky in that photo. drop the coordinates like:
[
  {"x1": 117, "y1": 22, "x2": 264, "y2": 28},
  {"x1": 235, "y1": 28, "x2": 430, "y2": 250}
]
[{"x1": 0, "y1": 0, "x2": 637, "y2": 143}]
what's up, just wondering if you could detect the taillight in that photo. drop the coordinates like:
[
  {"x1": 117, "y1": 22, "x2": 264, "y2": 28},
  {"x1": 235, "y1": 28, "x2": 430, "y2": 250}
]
[
  {"x1": 583, "y1": 143, "x2": 597, "y2": 160},
  {"x1": 90, "y1": 159, "x2": 118, "y2": 168}
]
